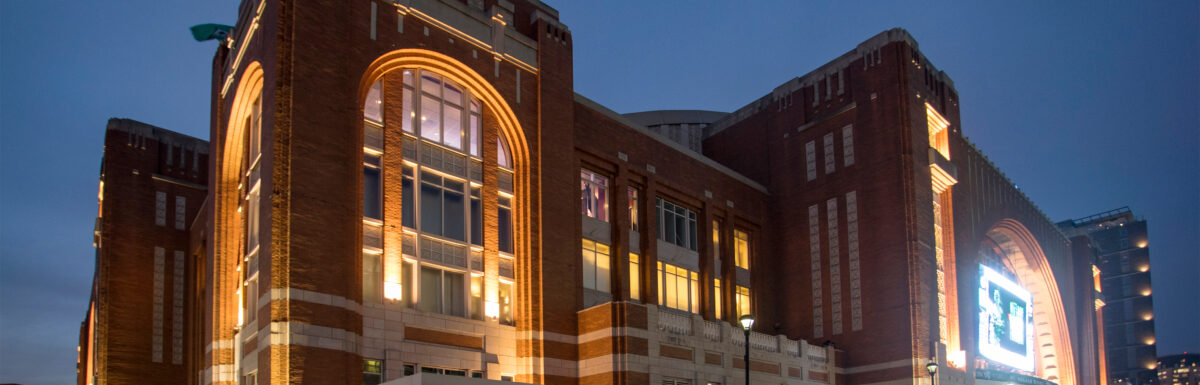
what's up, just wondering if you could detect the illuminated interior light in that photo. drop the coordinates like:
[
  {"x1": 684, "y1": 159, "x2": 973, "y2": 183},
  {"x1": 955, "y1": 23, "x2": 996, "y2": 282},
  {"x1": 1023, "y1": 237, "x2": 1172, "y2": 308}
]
[
  {"x1": 1141, "y1": 289, "x2": 1152, "y2": 296},
  {"x1": 485, "y1": 301, "x2": 499, "y2": 319},
  {"x1": 1142, "y1": 313, "x2": 1153, "y2": 321},
  {"x1": 1145, "y1": 338, "x2": 1156, "y2": 345},
  {"x1": 1138, "y1": 264, "x2": 1150, "y2": 272},
  {"x1": 384, "y1": 281, "x2": 403, "y2": 300},
  {"x1": 948, "y1": 350, "x2": 967, "y2": 368},
  {"x1": 1137, "y1": 241, "x2": 1148, "y2": 248}
]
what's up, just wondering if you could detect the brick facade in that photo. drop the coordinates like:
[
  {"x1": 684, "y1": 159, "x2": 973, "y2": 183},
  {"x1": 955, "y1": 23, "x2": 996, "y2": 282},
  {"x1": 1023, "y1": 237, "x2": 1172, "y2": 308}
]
[{"x1": 80, "y1": 2, "x2": 1103, "y2": 385}]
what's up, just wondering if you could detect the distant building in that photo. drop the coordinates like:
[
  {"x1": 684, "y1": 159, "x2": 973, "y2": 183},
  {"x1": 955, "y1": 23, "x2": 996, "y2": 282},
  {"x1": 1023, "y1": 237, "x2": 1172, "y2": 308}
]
[
  {"x1": 1059, "y1": 207, "x2": 1157, "y2": 385},
  {"x1": 76, "y1": 119, "x2": 208, "y2": 385},
  {"x1": 1157, "y1": 354, "x2": 1199, "y2": 385}
]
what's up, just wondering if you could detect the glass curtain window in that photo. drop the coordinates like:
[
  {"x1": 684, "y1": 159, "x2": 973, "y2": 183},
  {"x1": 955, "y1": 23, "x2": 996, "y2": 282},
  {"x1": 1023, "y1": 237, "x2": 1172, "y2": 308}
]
[
  {"x1": 498, "y1": 196, "x2": 513, "y2": 254},
  {"x1": 581, "y1": 239, "x2": 611, "y2": 292},
  {"x1": 734, "y1": 230, "x2": 750, "y2": 270},
  {"x1": 419, "y1": 172, "x2": 466, "y2": 242}
]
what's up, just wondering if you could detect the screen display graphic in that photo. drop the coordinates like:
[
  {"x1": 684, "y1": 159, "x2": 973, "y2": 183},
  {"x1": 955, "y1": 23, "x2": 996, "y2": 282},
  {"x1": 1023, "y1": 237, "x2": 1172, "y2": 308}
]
[{"x1": 978, "y1": 265, "x2": 1035, "y2": 372}]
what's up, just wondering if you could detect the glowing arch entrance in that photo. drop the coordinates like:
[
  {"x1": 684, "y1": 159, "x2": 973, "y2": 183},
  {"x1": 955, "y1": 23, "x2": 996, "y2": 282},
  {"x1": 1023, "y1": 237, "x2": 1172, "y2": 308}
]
[{"x1": 979, "y1": 219, "x2": 1077, "y2": 385}]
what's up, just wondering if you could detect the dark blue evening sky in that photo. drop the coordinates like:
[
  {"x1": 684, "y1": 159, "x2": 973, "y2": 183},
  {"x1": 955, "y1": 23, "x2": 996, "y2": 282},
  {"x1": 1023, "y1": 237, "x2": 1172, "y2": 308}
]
[{"x1": 1, "y1": 1, "x2": 1196, "y2": 384}]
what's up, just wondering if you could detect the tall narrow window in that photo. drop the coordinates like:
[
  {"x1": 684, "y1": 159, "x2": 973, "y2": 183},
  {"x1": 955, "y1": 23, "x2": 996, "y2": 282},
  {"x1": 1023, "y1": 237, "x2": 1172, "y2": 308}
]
[
  {"x1": 581, "y1": 239, "x2": 611, "y2": 292},
  {"x1": 713, "y1": 279, "x2": 723, "y2": 319},
  {"x1": 470, "y1": 274, "x2": 483, "y2": 320},
  {"x1": 628, "y1": 187, "x2": 639, "y2": 231},
  {"x1": 499, "y1": 280, "x2": 514, "y2": 325},
  {"x1": 364, "y1": 360, "x2": 384, "y2": 385},
  {"x1": 363, "y1": 154, "x2": 382, "y2": 220},
  {"x1": 657, "y1": 262, "x2": 699, "y2": 313},
  {"x1": 419, "y1": 266, "x2": 464, "y2": 316},
  {"x1": 736, "y1": 285, "x2": 751, "y2": 317},
  {"x1": 734, "y1": 230, "x2": 750, "y2": 270},
  {"x1": 629, "y1": 252, "x2": 641, "y2": 301},
  {"x1": 581, "y1": 170, "x2": 608, "y2": 221},
  {"x1": 498, "y1": 196, "x2": 513, "y2": 254}
]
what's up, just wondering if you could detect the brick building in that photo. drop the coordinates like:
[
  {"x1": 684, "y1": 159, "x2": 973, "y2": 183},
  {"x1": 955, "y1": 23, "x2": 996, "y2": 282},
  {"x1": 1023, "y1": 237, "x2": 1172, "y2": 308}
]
[
  {"x1": 77, "y1": 118, "x2": 209, "y2": 384},
  {"x1": 79, "y1": 1, "x2": 1107, "y2": 385}
]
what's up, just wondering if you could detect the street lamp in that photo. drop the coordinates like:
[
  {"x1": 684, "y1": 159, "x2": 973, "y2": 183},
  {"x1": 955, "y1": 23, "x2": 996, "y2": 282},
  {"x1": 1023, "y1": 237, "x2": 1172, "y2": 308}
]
[
  {"x1": 925, "y1": 359, "x2": 938, "y2": 385},
  {"x1": 739, "y1": 314, "x2": 755, "y2": 385}
]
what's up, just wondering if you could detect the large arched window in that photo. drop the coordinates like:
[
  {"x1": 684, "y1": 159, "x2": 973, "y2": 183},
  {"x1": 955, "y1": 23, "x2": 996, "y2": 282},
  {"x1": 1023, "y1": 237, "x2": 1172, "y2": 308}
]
[{"x1": 362, "y1": 69, "x2": 513, "y2": 325}]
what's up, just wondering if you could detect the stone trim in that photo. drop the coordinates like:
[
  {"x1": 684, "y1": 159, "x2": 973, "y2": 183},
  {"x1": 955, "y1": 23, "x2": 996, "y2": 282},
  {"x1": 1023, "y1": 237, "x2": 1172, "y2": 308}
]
[{"x1": 267, "y1": 321, "x2": 362, "y2": 354}]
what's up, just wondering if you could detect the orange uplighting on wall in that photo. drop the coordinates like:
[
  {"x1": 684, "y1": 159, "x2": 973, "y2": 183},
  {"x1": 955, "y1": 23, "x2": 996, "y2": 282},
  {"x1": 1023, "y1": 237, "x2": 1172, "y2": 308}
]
[
  {"x1": 384, "y1": 281, "x2": 403, "y2": 300},
  {"x1": 948, "y1": 350, "x2": 967, "y2": 369}
]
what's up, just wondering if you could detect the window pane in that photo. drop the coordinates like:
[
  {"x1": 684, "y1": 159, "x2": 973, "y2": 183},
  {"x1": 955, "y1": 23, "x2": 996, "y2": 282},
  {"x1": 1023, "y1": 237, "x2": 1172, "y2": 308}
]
[
  {"x1": 445, "y1": 271, "x2": 464, "y2": 316},
  {"x1": 402, "y1": 88, "x2": 414, "y2": 133},
  {"x1": 402, "y1": 173, "x2": 415, "y2": 229},
  {"x1": 664, "y1": 270, "x2": 677, "y2": 309},
  {"x1": 420, "y1": 267, "x2": 441, "y2": 313},
  {"x1": 420, "y1": 73, "x2": 441, "y2": 94},
  {"x1": 364, "y1": 80, "x2": 383, "y2": 123},
  {"x1": 363, "y1": 253, "x2": 381, "y2": 303},
  {"x1": 470, "y1": 275, "x2": 483, "y2": 320},
  {"x1": 443, "y1": 81, "x2": 463, "y2": 106},
  {"x1": 363, "y1": 166, "x2": 381, "y2": 219},
  {"x1": 470, "y1": 192, "x2": 482, "y2": 246},
  {"x1": 629, "y1": 253, "x2": 640, "y2": 301},
  {"x1": 597, "y1": 249, "x2": 610, "y2": 292},
  {"x1": 582, "y1": 245, "x2": 596, "y2": 290},
  {"x1": 499, "y1": 281, "x2": 513, "y2": 325},
  {"x1": 469, "y1": 114, "x2": 480, "y2": 157},
  {"x1": 444, "y1": 105, "x2": 463, "y2": 150},
  {"x1": 497, "y1": 137, "x2": 511, "y2": 168},
  {"x1": 664, "y1": 210, "x2": 676, "y2": 245},
  {"x1": 498, "y1": 206, "x2": 513, "y2": 253},
  {"x1": 688, "y1": 218, "x2": 697, "y2": 251},
  {"x1": 420, "y1": 182, "x2": 443, "y2": 236},
  {"x1": 420, "y1": 95, "x2": 441, "y2": 142},
  {"x1": 402, "y1": 261, "x2": 414, "y2": 307},
  {"x1": 444, "y1": 189, "x2": 465, "y2": 241}
]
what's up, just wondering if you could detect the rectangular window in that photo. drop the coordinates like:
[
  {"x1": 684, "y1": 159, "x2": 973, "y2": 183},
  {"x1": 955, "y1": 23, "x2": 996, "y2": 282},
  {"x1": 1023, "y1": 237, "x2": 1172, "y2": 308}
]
[
  {"x1": 155, "y1": 191, "x2": 167, "y2": 226},
  {"x1": 470, "y1": 275, "x2": 483, "y2": 320},
  {"x1": 581, "y1": 170, "x2": 609, "y2": 221},
  {"x1": 713, "y1": 279, "x2": 722, "y2": 319},
  {"x1": 470, "y1": 187, "x2": 482, "y2": 246},
  {"x1": 246, "y1": 184, "x2": 261, "y2": 254},
  {"x1": 656, "y1": 198, "x2": 698, "y2": 251},
  {"x1": 629, "y1": 253, "x2": 640, "y2": 301},
  {"x1": 242, "y1": 371, "x2": 258, "y2": 385},
  {"x1": 364, "y1": 359, "x2": 383, "y2": 385},
  {"x1": 419, "y1": 266, "x2": 465, "y2": 317},
  {"x1": 582, "y1": 239, "x2": 611, "y2": 292},
  {"x1": 499, "y1": 280, "x2": 514, "y2": 325},
  {"x1": 736, "y1": 285, "x2": 751, "y2": 318},
  {"x1": 842, "y1": 125, "x2": 855, "y2": 166},
  {"x1": 364, "y1": 154, "x2": 382, "y2": 220},
  {"x1": 363, "y1": 252, "x2": 381, "y2": 304},
  {"x1": 805, "y1": 141, "x2": 817, "y2": 181},
  {"x1": 174, "y1": 196, "x2": 186, "y2": 230},
  {"x1": 734, "y1": 230, "x2": 750, "y2": 270},
  {"x1": 498, "y1": 196, "x2": 513, "y2": 253},
  {"x1": 245, "y1": 276, "x2": 259, "y2": 323},
  {"x1": 402, "y1": 165, "x2": 415, "y2": 229},
  {"x1": 657, "y1": 262, "x2": 699, "y2": 313},
  {"x1": 628, "y1": 187, "x2": 639, "y2": 231},
  {"x1": 419, "y1": 172, "x2": 466, "y2": 242},
  {"x1": 823, "y1": 132, "x2": 836, "y2": 174}
]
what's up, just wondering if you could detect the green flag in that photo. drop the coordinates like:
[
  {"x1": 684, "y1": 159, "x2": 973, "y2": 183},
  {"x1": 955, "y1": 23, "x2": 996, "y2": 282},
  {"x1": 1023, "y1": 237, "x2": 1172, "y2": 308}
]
[{"x1": 190, "y1": 24, "x2": 234, "y2": 42}]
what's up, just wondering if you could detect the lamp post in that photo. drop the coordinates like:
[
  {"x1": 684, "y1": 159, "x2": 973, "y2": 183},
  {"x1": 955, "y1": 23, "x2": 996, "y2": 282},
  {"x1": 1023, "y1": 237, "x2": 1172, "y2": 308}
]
[
  {"x1": 925, "y1": 359, "x2": 939, "y2": 385},
  {"x1": 739, "y1": 314, "x2": 755, "y2": 385}
]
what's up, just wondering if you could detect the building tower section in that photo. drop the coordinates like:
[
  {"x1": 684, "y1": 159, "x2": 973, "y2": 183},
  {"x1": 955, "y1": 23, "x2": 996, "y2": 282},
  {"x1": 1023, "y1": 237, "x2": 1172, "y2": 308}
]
[{"x1": 1059, "y1": 207, "x2": 1158, "y2": 385}]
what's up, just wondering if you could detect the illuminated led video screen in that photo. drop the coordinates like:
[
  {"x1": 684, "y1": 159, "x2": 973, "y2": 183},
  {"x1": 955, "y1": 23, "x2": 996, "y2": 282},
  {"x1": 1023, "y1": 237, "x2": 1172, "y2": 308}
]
[{"x1": 977, "y1": 265, "x2": 1035, "y2": 372}]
